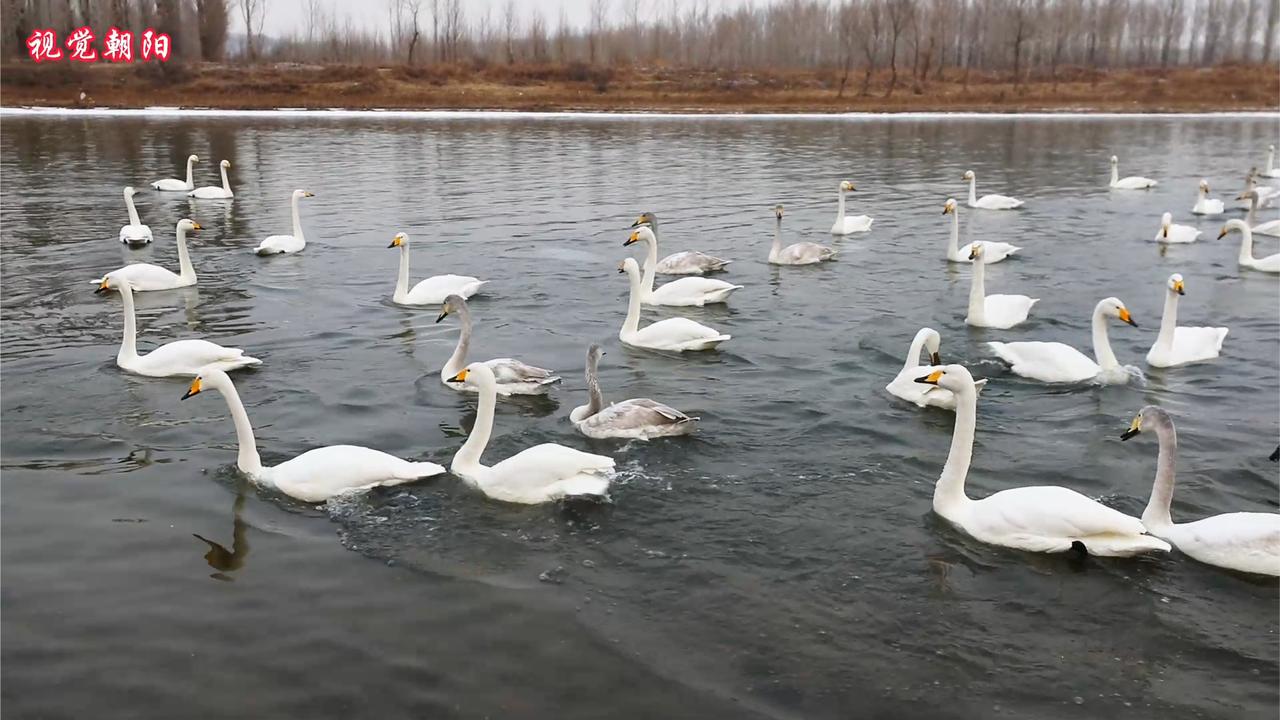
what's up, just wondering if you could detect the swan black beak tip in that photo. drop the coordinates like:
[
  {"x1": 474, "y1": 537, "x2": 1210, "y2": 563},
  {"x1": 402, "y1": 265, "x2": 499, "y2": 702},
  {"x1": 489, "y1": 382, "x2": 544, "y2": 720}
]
[
  {"x1": 929, "y1": 352, "x2": 942, "y2": 366},
  {"x1": 387, "y1": 241, "x2": 397, "y2": 248},
  {"x1": 914, "y1": 375, "x2": 937, "y2": 385},
  {"x1": 435, "y1": 312, "x2": 447, "y2": 323},
  {"x1": 1120, "y1": 429, "x2": 1140, "y2": 441},
  {"x1": 1126, "y1": 318, "x2": 1139, "y2": 328},
  {"x1": 180, "y1": 389, "x2": 197, "y2": 401}
]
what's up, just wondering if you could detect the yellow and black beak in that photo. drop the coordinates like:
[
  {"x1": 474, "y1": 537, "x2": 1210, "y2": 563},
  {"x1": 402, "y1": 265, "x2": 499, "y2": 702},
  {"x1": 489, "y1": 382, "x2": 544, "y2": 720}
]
[
  {"x1": 914, "y1": 369, "x2": 944, "y2": 385},
  {"x1": 192, "y1": 222, "x2": 203, "y2": 231},
  {"x1": 968, "y1": 247, "x2": 979, "y2": 260},
  {"x1": 304, "y1": 191, "x2": 315, "y2": 198},
  {"x1": 181, "y1": 377, "x2": 203, "y2": 401},
  {"x1": 1162, "y1": 225, "x2": 1169, "y2": 239},
  {"x1": 435, "y1": 308, "x2": 450, "y2": 323},
  {"x1": 448, "y1": 369, "x2": 469, "y2": 383},
  {"x1": 1217, "y1": 227, "x2": 1229, "y2": 240},
  {"x1": 629, "y1": 215, "x2": 645, "y2": 228},
  {"x1": 930, "y1": 351, "x2": 942, "y2": 365},
  {"x1": 942, "y1": 205, "x2": 952, "y2": 215},
  {"x1": 1173, "y1": 280, "x2": 1185, "y2": 295},
  {"x1": 94, "y1": 278, "x2": 111, "y2": 294},
  {"x1": 1118, "y1": 307, "x2": 1137, "y2": 327},
  {"x1": 1120, "y1": 415, "x2": 1142, "y2": 441},
  {"x1": 389, "y1": 236, "x2": 403, "y2": 248},
  {"x1": 623, "y1": 230, "x2": 640, "y2": 246}
]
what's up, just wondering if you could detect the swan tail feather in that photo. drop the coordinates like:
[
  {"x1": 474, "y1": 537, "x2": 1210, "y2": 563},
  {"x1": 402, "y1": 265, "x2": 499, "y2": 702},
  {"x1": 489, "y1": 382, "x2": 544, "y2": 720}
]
[
  {"x1": 399, "y1": 461, "x2": 447, "y2": 479},
  {"x1": 537, "y1": 375, "x2": 563, "y2": 386}
]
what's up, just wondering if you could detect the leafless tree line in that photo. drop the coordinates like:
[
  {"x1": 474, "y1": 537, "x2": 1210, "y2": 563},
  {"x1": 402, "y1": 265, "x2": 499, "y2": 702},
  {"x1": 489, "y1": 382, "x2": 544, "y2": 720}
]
[{"x1": 6, "y1": 0, "x2": 1279, "y2": 81}]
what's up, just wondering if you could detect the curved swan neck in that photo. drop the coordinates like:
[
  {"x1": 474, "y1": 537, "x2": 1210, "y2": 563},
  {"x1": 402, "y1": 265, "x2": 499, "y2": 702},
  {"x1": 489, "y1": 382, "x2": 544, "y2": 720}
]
[
  {"x1": 175, "y1": 224, "x2": 196, "y2": 283},
  {"x1": 640, "y1": 235, "x2": 658, "y2": 297},
  {"x1": 455, "y1": 375, "x2": 495, "y2": 472},
  {"x1": 117, "y1": 281, "x2": 139, "y2": 361},
  {"x1": 442, "y1": 303, "x2": 472, "y2": 377},
  {"x1": 290, "y1": 194, "x2": 304, "y2": 241},
  {"x1": 124, "y1": 190, "x2": 141, "y2": 226},
  {"x1": 904, "y1": 331, "x2": 930, "y2": 372},
  {"x1": 220, "y1": 164, "x2": 231, "y2": 192},
  {"x1": 836, "y1": 185, "x2": 846, "y2": 219},
  {"x1": 967, "y1": 176, "x2": 977, "y2": 205},
  {"x1": 1090, "y1": 303, "x2": 1119, "y2": 370},
  {"x1": 214, "y1": 378, "x2": 264, "y2": 476},
  {"x1": 185, "y1": 157, "x2": 195, "y2": 187},
  {"x1": 967, "y1": 258, "x2": 986, "y2": 322},
  {"x1": 584, "y1": 355, "x2": 604, "y2": 416},
  {"x1": 936, "y1": 384, "x2": 975, "y2": 512},
  {"x1": 1155, "y1": 289, "x2": 1178, "y2": 350},
  {"x1": 1246, "y1": 194, "x2": 1258, "y2": 226},
  {"x1": 394, "y1": 243, "x2": 411, "y2": 300},
  {"x1": 770, "y1": 215, "x2": 783, "y2": 261},
  {"x1": 622, "y1": 265, "x2": 643, "y2": 335},
  {"x1": 1237, "y1": 224, "x2": 1256, "y2": 264},
  {"x1": 1141, "y1": 415, "x2": 1177, "y2": 531}
]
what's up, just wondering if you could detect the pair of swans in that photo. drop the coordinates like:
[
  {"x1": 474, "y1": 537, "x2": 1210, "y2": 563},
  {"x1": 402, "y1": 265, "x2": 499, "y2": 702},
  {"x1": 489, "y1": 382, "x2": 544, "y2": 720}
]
[
  {"x1": 1109, "y1": 156, "x2": 1157, "y2": 189},
  {"x1": 97, "y1": 273, "x2": 260, "y2": 377},
  {"x1": 1240, "y1": 190, "x2": 1280, "y2": 237},
  {"x1": 885, "y1": 328, "x2": 986, "y2": 410},
  {"x1": 917, "y1": 365, "x2": 1170, "y2": 557},
  {"x1": 1121, "y1": 406, "x2": 1279, "y2": 576},
  {"x1": 1219, "y1": 219, "x2": 1280, "y2": 273},
  {"x1": 254, "y1": 190, "x2": 313, "y2": 255},
  {"x1": 449, "y1": 363, "x2": 615, "y2": 503},
  {"x1": 189, "y1": 160, "x2": 233, "y2": 199},
  {"x1": 625, "y1": 227, "x2": 742, "y2": 305},
  {"x1": 618, "y1": 258, "x2": 730, "y2": 352},
  {"x1": 1146, "y1": 274, "x2": 1228, "y2": 368},
  {"x1": 1155, "y1": 212, "x2": 1200, "y2": 243},
  {"x1": 965, "y1": 243, "x2": 1038, "y2": 329},
  {"x1": 962, "y1": 171, "x2": 1023, "y2": 210},
  {"x1": 119, "y1": 186, "x2": 152, "y2": 246},
  {"x1": 831, "y1": 181, "x2": 874, "y2": 233},
  {"x1": 570, "y1": 344, "x2": 697, "y2": 439},
  {"x1": 989, "y1": 297, "x2": 1139, "y2": 384},
  {"x1": 151, "y1": 154, "x2": 198, "y2": 191},
  {"x1": 389, "y1": 232, "x2": 487, "y2": 305},
  {"x1": 96, "y1": 218, "x2": 201, "y2": 291},
  {"x1": 1191, "y1": 180, "x2": 1224, "y2": 216},
  {"x1": 769, "y1": 205, "x2": 836, "y2": 265},
  {"x1": 182, "y1": 369, "x2": 443, "y2": 503},
  {"x1": 943, "y1": 199, "x2": 1020, "y2": 263},
  {"x1": 629, "y1": 212, "x2": 730, "y2": 275},
  {"x1": 436, "y1": 295, "x2": 560, "y2": 395}
]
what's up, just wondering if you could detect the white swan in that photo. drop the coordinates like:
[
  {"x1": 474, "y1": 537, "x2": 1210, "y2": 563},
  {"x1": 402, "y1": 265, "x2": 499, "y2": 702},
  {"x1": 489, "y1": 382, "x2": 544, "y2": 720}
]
[
  {"x1": 1190, "y1": 180, "x2": 1224, "y2": 216},
  {"x1": 1108, "y1": 155, "x2": 1157, "y2": 189},
  {"x1": 94, "y1": 218, "x2": 200, "y2": 291},
  {"x1": 1240, "y1": 189, "x2": 1280, "y2": 237},
  {"x1": 768, "y1": 204, "x2": 836, "y2": 265},
  {"x1": 629, "y1": 212, "x2": 730, "y2": 275},
  {"x1": 254, "y1": 190, "x2": 313, "y2": 255},
  {"x1": 988, "y1": 297, "x2": 1139, "y2": 384},
  {"x1": 917, "y1": 364, "x2": 1170, "y2": 557},
  {"x1": 625, "y1": 226, "x2": 742, "y2": 306},
  {"x1": 119, "y1": 186, "x2": 153, "y2": 246},
  {"x1": 964, "y1": 243, "x2": 1038, "y2": 329},
  {"x1": 1264, "y1": 145, "x2": 1280, "y2": 179},
  {"x1": 618, "y1": 258, "x2": 729, "y2": 352},
  {"x1": 1122, "y1": 406, "x2": 1280, "y2": 576},
  {"x1": 1238, "y1": 169, "x2": 1277, "y2": 209},
  {"x1": 389, "y1": 232, "x2": 487, "y2": 306},
  {"x1": 569, "y1": 344, "x2": 697, "y2": 439},
  {"x1": 436, "y1": 294, "x2": 560, "y2": 395},
  {"x1": 885, "y1": 328, "x2": 987, "y2": 410},
  {"x1": 181, "y1": 369, "x2": 443, "y2": 503},
  {"x1": 830, "y1": 180, "x2": 874, "y2": 233},
  {"x1": 942, "y1": 198, "x2": 1020, "y2": 263},
  {"x1": 1146, "y1": 274, "x2": 1228, "y2": 368},
  {"x1": 151, "y1": 154, "x2": 198, "y2": 192},
  {"x1": 448, "y1": 362, "x2": 615, "y2": 504},
  {"x1": 96, "y1": 272, "x2": 260, "y2": 377},
  {"x1": 1218, "y1": 219, "x2": 1280, "y2": 273},
  {"x1": 1155, "y1": 212, "x2": 1201, "y2": 243},
  {"x1": 188, "y1": 160, "x2": 234, "y2": 199},
  {"x1": 962, "y1": 170, "x2": 1023, "y2": 210}
]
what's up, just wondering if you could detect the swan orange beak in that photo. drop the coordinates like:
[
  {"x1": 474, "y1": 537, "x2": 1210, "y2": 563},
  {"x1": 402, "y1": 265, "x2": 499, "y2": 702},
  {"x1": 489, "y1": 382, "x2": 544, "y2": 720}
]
[
  {"x1": 1173, "y1": 280, "x2": 1185, "y2": 295},
  {"x1": 623, "y1": 230, "x2": 640, "y2": 246},
  {"x1": 1216, "y1": 227, "x2": 1229, "y2": 239},
  {"x1": 389, "y1": 235, "x2": 403, "y2": 248},
  {"x1": 629, "y1": 215, "x2": 647, "y2": 228},
  {"x1": 914, "y1": 370, "x2": 944, "y2": 385},
  {"x1": 448, "y1": 369, "x2": 469, "y2": 383},
  {"x1": 1120, "y1": 415, "x2": 1141, "y2": 441},
  {"x1": 94, "y1": 278, "x2": 111, "y2": 294},
  {"x1": 1118, "y1": 308, "x2": 1137, "y2": 327},
  {"x1": 435, "y1": 308, "x2": 450, "y2": 323},
  {"x1": 181, "y1": 377, "x2": 203, "y2": 400}
]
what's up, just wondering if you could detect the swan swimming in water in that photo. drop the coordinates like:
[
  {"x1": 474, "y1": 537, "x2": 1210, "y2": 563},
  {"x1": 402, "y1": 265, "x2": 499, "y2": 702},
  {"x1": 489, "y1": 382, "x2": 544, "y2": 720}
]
[
  {"x1": 1109, "y1": 155, "x2": 1157, "y2": 189},
  {"x1": 388, "y1": 232, "x2": 487, "y2": 305},
  {"x1": 255, "y1": 190, "x2": 313, "y2": 255},
  {"x1": 151, "y1": 154, "x2": 198, "y2": 192},
  {"x1": 569, "y1": 344, "x2": 697, "y2": 439},
  {"x1": 1240, "y1": 189, "x2": 1280, "y2": 237},
  {"x1": 94, "y1": 218, "x2": 201, "y2": 292},
  {"x1": 988, "y1": 297, "x2": 1139, "y2": 384},
  {"x1": 831, "y1": 180, "x2": 875, "y2": 233},
  {"x1": 1263, "y1": 145, "x2": 1280, "y2": 179},
  {"x1": 188, "y1": 160, "x2": 234, "y2": 199},
  {"x1": 1146, "y1": 274, "x2": 1228, "y2": 368},
  {"x1": 629, "y1": 212, "x2": 730, "y2": 275},
  {"x1": 1155, "y1": 212, "x2": 1201, "y2": 243},
  {"x1": 964, "y1": 243, "x2": 1038, "y2": 329},
  {"x1": 617, "y1": 258, "x2": 729, "y2": 352},
  {"x1": 962, "y1": 171, "x2": 1023, "y2": 210},
  {"x1": 1237, "y1": 169, "x2": 1277, "y2": 209},
  {"x1": 884, "y1": 328, "x2": 986, "y2": 410},
  {"x1": 1218, "y1": 219, "x2": 1280, "y2": 273},
  {"x1": 1121, "y1": 406, "x2": 1280, "y2": 576},
  {"x1": 118, "y1": 186, "x2": 153, "y2": 246},
  {"x1": 436, "y1": 294, "x2": 560, "y2": 395},
  {"x1": 942, "y1": 198, "x2": 1019, "y2": 263},
  {"x1": 1190, "y1": 180, "x2": 1224, "y2": 216},
  {"x1": 625, "y1": 226, "x2": 742, "y2": 306},
  {"x1": 96, "y1": 272, "x2": 260, "y2": 377},
  {"x1": 181, "y1": 369, "x2": 443, "y2": 503},
  {"x1": 768, "y1": 204, "x2": 836, "y2": 265},
  {"x1": 449, "y1": 362, "x2": 615, "y2": 504},
  {"x1": 916, "y1": 365, "x2": 1170, "y2": 557}
]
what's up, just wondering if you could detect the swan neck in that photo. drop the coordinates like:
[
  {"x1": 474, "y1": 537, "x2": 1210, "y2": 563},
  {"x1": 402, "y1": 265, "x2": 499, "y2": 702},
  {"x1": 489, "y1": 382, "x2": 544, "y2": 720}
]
[
  {"x1": 290, "y1": 195, "x2": 304, "y2": 241},
  {"x1": 836, "y1": 186, "x2": 846, "y2": 219},
  {"x1": 456, "y1": 377, "x2": 495, "y2": 471},
  {"x1": 770, "y1": 216, "x2": 783, "y2": 261},
  {"x1": 118, "y1": 282, "x2": 139, "y2": 361},
  {"x1": 947, "y1": 210, "x2": 960, "y2": 259},
  {"x1": 1155, "y1": 289, "x2": 1178, "y2": 350},
  {"x1": 584, "y1": 356, "x2": 604, "y2": 416},
  {"x1": 218, "y1": 379, "x2": 264, "y2": 475},
  {"x1": 185, "y1": 157, "x2": 195, "y2": 186},
  {"x1": 220, "y1": 164, "x2": 231, "y2": 192},
  {"x1": 904, "y1": 331, "x2": 929, "y2": 372},
  {"x1": 622, "y1": 267, "x2": 642, "y2": 335},
  {"x1": 175, "y1": 225, "x2": 195, "y2": 283},
  {"x1": 1246, "y1": 195, "x2": 1258, "y2": 225},
  {"x1": 936, "y1": 385, "x2": 975, "y2": 511},
  {"x1": 1110, "y1": 165, "x2": 1119, "y2": 185},
  {"x1": 967, "y1": 177, "x2": 977, "y2": 205},
  {"x1": 394, "y1": 243, "x2": 410, "y2": 299},
  {"x1": 640, "y1": 236, "x2": 658, "y2": 298},
  {"x1": 443, "y1": 305, "x2": 472, "y2": 378},
  {"x1": 1090, "y1": 305, "x2": 1119, "y2": 369},
  {"x1": 1238, "y1": 225, "x2": 1255, "y2": 264},
  {"x1": 967, "y1": 258, "x2": 986, "y2": 322},
  {"x1": 124, "y1": 191, "x2": 141, "y2": 226},
  {"x1": 1141, "y1": 421, "x2": 1177, "y2": 530}
]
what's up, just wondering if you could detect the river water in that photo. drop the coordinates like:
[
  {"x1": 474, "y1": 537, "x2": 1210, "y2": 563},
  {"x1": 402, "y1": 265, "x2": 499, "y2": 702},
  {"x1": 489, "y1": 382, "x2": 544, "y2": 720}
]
[{"x1": 2, "y1": 112, "x2": 1277, "y2": 719}]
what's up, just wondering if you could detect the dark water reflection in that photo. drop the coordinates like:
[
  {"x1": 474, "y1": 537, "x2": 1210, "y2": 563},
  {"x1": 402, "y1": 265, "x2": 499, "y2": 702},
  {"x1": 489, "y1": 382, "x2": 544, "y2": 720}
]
[{"x1": 2, "y1": 113, "x2": 1278, "y2": 719}]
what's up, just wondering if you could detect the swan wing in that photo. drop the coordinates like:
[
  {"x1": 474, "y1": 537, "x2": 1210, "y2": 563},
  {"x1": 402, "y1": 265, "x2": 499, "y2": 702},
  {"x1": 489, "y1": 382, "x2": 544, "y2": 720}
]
[
  {"x1": 268, "y1": 445, "x2": 445, "y2": 502},
  {"x1": 968, "y1": 241, "x2": 1020, "y2": 263},
  {"x1": 134, "y1": 339, "x2": 261, "y2": 376},
  {"x1": 93, "y1": 263, "x2": 182, "y2": 291},
  {"x1": 1248, "y1": 252, "x2": 1280, "y2": 272},
  {"x1": 633, "y1": 317, "x2": 726, "y2": 348},
  {"x1": 482, "y1": 443, "x2": 615, "y2": 503},
  {"x1": 484, "y1": 358, "x2": 559, "y2": 385},
  {"x1": 256, "y1": 234, "x2": 304, "y2": 255},
  {"x1": 119, "y1": 224, "x2": 153, "y2": 243},
  {"x1": 1252, "y1": 219, "x2": 1280, "y2": 237},
  {"x1": 976, "y1": 194, "x2": 1023, "y2": 209},
  {"x1": 982, "y1": 295, "x2": 1038, "y2": 329},
  {"x1": 404, "y1": 275, "x2": 486, "y2": 305},
  {"x1": 1171, "y1": 326, "x2": 1228, "y2": 361},
  {"x1": 591, "y1": 398, "x2": 694, "y2": 429},
  {"x1": 778, "y1": 242, "x2": 837, "y2": 264},
  {"x1": 655, "y1": 251, "x2": 731, "y2": 275},
  {"x1": 649, "y1": 277, "x2": 742, "y2": 306},
  {"x1": 1169, "y1": 513, "x2": 1280, "y2": 576},
  {"x1": 988, "y1": 341, "x2": 1099, "y2": 383},
  {"x1": 970, "y1": 486, "x2": 1165, "y2": 555},
  {"x1": 151, "y1": 178, "x2": 188, "y2": 191},
  {"x1": 188, "y1": 186, "x2": 233, "y2": 199}
]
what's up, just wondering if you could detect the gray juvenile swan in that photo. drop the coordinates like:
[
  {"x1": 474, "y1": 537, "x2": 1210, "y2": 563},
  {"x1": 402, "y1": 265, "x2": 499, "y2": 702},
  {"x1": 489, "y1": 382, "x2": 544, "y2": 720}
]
[
  {"x1": 630, "y1": 211, "x2": 730, "y2": 275},
  {"x1": 436, "y1": 294, "x2": 560, "y2": 395},
  {"x1": 569, "y1": 344, "x2": 697, "y2": 439},
  {"x1": 768, "y1": 205, "x2": 836, "y2": 265}
]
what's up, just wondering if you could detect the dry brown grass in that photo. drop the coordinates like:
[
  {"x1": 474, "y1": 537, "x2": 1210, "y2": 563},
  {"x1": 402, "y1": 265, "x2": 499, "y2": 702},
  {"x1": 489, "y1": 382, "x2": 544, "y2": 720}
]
[{"x1": 3, "y1": 61, "x2": 1276, "y2": 113}]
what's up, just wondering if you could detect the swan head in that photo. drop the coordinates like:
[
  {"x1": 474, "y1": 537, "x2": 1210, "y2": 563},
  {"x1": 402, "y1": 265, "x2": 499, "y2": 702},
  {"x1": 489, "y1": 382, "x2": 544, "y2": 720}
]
[
  {"x1": 436, "y1": 294, "x2": 467, "y2": 323},
  {"x1": 1236, "y1": 189, "x2": 1259, "y2": 202},
  {"x1": 188, "y1": 154, "x2": 200, "y2": 164},
  {"x1": 293, "y1": 189, "x2": 315, "y2": 200},
  {"x1": 774, "y1": 204, "x2": 784, "y2": 220},
  {"x1": 1160, "y1": 212, "x2": 1172, "y2": 237},
  {"x1": 220, "y1": 160, "x2": 231, "y2": 168},
  {"x1": 1166, "y1": 273, "x2": 1185, "y2": 296},
  {"x1": 840, "y1": 180, "x2": 856, "y2": 192},
  {"x1": 1120, "y1": 405, "x2": 1172, "y2": 441},
  {"x1": 95, "y1": 272, "x2": 124, "y2": 294},
  {"x1": 1109, "y1": 155, "x2": 1118, "y2": 164},
  {"x1": 1098, "y1": 297, "x2": 1137, "y2": 327},
  {"x1": 180, "y1": 367, "x2": 232, "y2": 401},
  {"x1": 942, "y1": 198, "x2": 957, "y2": 215},
  {"x1": 124, "y1": 185, "x2": 137, "y2": 196},
  {"x1": 629, "y1": 211, "x2": 656, "y2": 229},
  {"x1": 624, "y1": 226, "x2": 655, "y2": 247},
  {"x1": 1270, "y1": 144, "x2": 1276, "y2": 153},
  {"x1": 587, "y1": 343, "x2": 605, "y2": 366},
  {"x1": 618, "y1": 257, "x2": 641, "y2": 278},
  {"x1": 1198, "y1": 179, "x2": 1210, "y2": 192},
  {"x1": 913, "y1": 364, "x2": 976, "y2": 394},
  {"x1": 389, "y1": 231, "x2": 408, "y2": 248},
  {"x1": 1217, "y1": 219, "x2": 1249, "y2": 239},
  {"x1": 962, "y1": 170, "x2": 975, "y2": 181},
  {"x1": 968, "y1": 242, "x2": 983, "y2": 261},
  {"x1": 448, "y1": 362, "x2": 495, "y2": 387},
  {"x1": 177, "y1": 218, "x2": 202, "y2": 233},
  {"x1": 916, "y1": 327, "x2": 942, "y2": 365}
]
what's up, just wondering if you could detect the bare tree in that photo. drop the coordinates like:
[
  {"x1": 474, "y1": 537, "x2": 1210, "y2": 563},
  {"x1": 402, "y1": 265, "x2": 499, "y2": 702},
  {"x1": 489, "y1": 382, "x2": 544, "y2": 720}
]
[
  {"x1": 196, "y1": 0, "x2": 229, "y2": 61},
  {"x1": 589, "y1": 0, "x2": 608, "y2": 64},
  {"x1": 884, "y1": 0, "x2": 914, "y2": 97},
  {"x1": 1265, "y1": 0, "x2": 1279, "y2": 63},
  {"x1": 239, "y1": 0, "x2": 266, "y2": 61}
]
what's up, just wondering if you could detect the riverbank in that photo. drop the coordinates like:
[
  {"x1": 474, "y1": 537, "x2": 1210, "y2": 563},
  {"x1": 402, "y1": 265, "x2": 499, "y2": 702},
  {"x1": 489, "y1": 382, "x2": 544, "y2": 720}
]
[{"x1": 3, "y1": 62, "x2": 1276, "y2": 113}]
